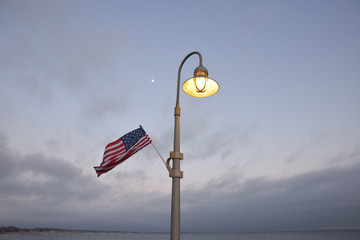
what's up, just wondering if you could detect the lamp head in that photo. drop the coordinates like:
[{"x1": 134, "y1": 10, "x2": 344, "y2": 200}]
[{"x1": 182, "y1": 65, "x2": 219, "y2": 97}]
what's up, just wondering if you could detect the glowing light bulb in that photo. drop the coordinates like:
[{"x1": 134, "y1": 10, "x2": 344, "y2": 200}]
[{"x1": 195, "y1": 77, "x2": 207, "y2": 92}]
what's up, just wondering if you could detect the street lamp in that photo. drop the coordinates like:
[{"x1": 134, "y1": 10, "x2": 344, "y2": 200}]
[{"x1": 166, "y1": 51, "x2": 219, "y2": 240}]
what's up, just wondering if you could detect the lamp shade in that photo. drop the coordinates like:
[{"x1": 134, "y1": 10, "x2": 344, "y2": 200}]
[{"x1": 182, "y1": 75, "x2": 219, "y2": 97}]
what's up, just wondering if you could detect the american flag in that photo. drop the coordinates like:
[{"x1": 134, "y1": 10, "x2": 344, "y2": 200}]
[{"x1": 94, "y1": 126, "x2": 152, "y2": 177}]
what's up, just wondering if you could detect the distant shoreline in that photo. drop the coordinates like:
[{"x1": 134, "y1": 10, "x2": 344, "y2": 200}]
[
  {"x1": 0, "y1": 226, "x2": 138, "y2": 235},
  {"x1": 1, "y1": 226, "x2": 359, "y2": 235}
]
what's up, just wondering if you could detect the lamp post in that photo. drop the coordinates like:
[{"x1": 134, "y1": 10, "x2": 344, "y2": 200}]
[{"x1": 166, "y1": 51, "x2": 219, "y2": 240}]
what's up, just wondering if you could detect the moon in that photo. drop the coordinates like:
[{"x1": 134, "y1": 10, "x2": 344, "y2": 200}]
[{"x1": 151, "y1": 79, "x2": 155, "y2": 83}]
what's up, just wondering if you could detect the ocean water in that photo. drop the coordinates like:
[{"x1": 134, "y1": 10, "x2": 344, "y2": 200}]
[{"x1": 1, "y1": 230, "x2": 360, "y2": 240}]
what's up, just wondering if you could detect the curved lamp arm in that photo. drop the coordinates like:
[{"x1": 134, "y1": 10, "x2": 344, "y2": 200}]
[{"x1": 176, "y1": 51, "x2": 203, "y2": 106}]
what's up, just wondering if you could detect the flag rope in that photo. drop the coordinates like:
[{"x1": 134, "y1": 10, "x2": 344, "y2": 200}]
[{"x1": 151, "y1": 142, "x2": 171, "y2": 172}]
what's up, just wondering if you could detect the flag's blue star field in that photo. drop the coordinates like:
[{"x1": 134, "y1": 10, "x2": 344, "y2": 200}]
[{"x1": 122, "y1": 127, "x2": 146, "y2": 151}]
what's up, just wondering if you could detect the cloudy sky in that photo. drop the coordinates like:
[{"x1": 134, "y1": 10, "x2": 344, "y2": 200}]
[{"x1": 1, "y1": 0, "x2": 360, "y2": 233}]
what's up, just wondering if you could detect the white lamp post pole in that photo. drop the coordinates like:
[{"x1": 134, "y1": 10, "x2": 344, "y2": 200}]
[{"x1": 167, "y1": 52, "x2": 219, "y2": 240}]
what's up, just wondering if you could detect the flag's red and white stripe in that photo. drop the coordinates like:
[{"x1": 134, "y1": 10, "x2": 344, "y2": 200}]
[{"x1": 94, "y1": 134, "x2": 151, "y2": 177}]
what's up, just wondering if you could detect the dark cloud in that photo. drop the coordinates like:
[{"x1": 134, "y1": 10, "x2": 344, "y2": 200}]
[
  {"x1": 1, "y1": 130, "x2": 360, "y2": 232},
  {"x1": 0, "y1": 132, "x2": 108, "y2": 225},
  {"x1": 181, "y1": 163, "x2": 360, "y2": 232}
]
